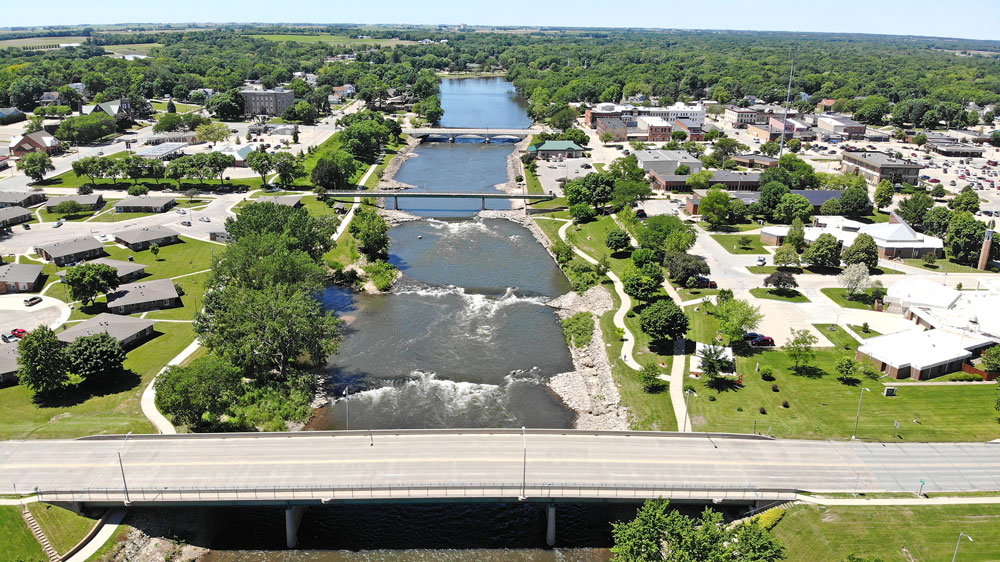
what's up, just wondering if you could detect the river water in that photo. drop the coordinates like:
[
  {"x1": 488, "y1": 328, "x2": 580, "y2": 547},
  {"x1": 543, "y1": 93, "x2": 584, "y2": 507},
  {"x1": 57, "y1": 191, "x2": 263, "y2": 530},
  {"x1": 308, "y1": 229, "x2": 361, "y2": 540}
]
[{"x1": 203, "y1": 78, "x2": 619, "y2": 561}]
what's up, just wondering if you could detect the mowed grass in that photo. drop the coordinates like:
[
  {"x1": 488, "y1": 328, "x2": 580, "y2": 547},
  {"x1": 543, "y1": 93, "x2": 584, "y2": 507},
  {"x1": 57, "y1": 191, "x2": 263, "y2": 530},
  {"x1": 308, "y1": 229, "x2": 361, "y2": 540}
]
[
  {"x1": 749, "y1": 287, "x2": 810, "y2": 303},
  {"x1": 677, "y1": 288, "x2": 719, "y2": 302},
  {"x1": 0, "y1": 321, "x2": 194, "y2": 439},
  {"x1": 821, "y1": 288, "x2": 882, "y2": 310},
  {"x1": 0, "y1": 506, "x2": 45, "y2": 561},
  {"x1": 102, "y1": 236, "x2": 220, "y2": 279},
  {"x1": 105, "y1": 42, "x2": 163, "y2": 55},
  {"x1": 686, "y1": 324, "x2": 999, "y2": 441},
  {"x1": 27, "y1": 502, "x2": 98, "y2": 555},
  {"x1": 903, "y1": 257, "x2": 983, "y2": 273},
  {"x1": 849, "y1": 324, "x2": 882, "y2": 338},
  {"x1": 38, "y1": 201, "x2": 110, "y2": 223},
  {"x1": 709, "y1": 234, "x2": 768, "y2": 254},
  {"x1": 151, "y1": 100, "x2": 201, "y2": 113},
  {"x1": 143, "y1": 271, "x2": 210, "y2": 321},
  {"x1": 43, "y1": 163, "x2": 265, "y2": 192},
  {"x1": 773, "y1": 504, "x2": 1000, "y2": 562}
]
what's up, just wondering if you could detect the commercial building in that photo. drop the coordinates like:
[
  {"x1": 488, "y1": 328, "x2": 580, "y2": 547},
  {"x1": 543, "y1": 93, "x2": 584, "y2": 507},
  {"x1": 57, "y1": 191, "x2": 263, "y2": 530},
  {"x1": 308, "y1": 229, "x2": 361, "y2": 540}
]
[
  {"x1": 114, "y1": 226, "x2": 180, "y2": 251},
  {"x1": 213, "y1": 144, "x2": 256, "y2": 167},
  {"x1": 816, "y1": 115, "x2": 866, "y2": 140},
  {"x1": 634, "y1": 150, "x2": 702, "y2": 176},
  {"x1": 114, "y1": 196, "x2": 177, "y2": 214},
  {"x1": 930, "y1": 144, "x2": 986, "y2": 158},
  {"x1": 759, "y1": 214, "x2": 942, "y2": 258},
  {"x1": 723, "y1": 106, "x2": 757, "y2": 128},
  {"x1": 106, "y1": 278, "x2": 180, "y2": 314},
  {"x1": 596, "y1": 117, "x2": 627, "y2": 141},
  {"x1": 730, "y1": 154, "x2": 779, "y2": 169},
  {"x1": 653, "y1": 170, "x2": 761, "y2": 192},
  {"x1": 527, "y1": 140, "x2": 585, "y2": 160},
  {"x1": 674, "y1": 119, "x2": 703, "y2": 141},
  {"x1": 57, "y1": 313, "x2": 155, "y2": 349},
  {"x1": 240, "y1": 88, "x2": 295, "y2": 117},
  {"x1": 135, "y1": 142, "x2": 187, "y2": 161},
  {"x1": 36, "y1": 236, "x2": 105, "y2": 266},
  {"x1": 842, "y1": 151, "x2": 922, "y2": 186},
  {"x1": 146, "y1": 131, "x2": 200, "y2": 146},
  {"x1": 0, "y1": 263, "x2": 44, "y2": 293},
  {"x1": 635, "y1": 116, "x2": 672, "y2": 142},
  {"x1": 815, "y1": 99, "x2": 837, "y2": 112},
  {"x1": 0, "y1": 191, "x2": 45, "y2": 209},
  {"x1": 856, "y1": 328, "x2": 994, "y2": 380},
  {"x1": 44, "y1": 194, "x2": 104, "y2": 211},
  {"x1": 749, "y1": 104, "x2": 797, "y2": 125},
  {"x1": 747, "y1": 124, "x2": 781, "y2": 143},
  {"x1": 0, "y1": 206, "x2": 33, "y2": 228},
  {"x1": 583, "y1": 101, "x2": 706, "y2": 129},
  {"x1": 9, "y1": 131, "x2": 59, "y2": 158},
  {"x1": 767, "y1": 116, "x2": 816, "y2": 141}
]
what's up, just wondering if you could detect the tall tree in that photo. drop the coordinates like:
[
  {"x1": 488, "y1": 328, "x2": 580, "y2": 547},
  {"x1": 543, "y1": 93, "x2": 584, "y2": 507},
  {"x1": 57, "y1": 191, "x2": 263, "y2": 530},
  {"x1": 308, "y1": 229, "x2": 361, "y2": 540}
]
[
  {"x1": 715, "y1": 298, "x2": 763, "y2": 344},
  {"x1": 17, "y1": 327, "x2": 69, "y2": 394},
  {"x1": 63, "y1": 263, "x2": 120, "y2": 306},
  {"x1": 311, "y1": 150, "x2": 358, "y2": 192},
  {"x1": 16, "y1": 152, "x2": 55, "y2": 182},
  {"x1": 66, "y1": 333, "x2": 126, "y2": 381},
  {"x1": 841, "y1": 233, "x2": 879, "y2": 270},
  {"x1": 639, "y1": 300, "x2": 688, "y2": 343},
  {"x1": 155, "y1": 355, "x2": 244, "y2": 430}
]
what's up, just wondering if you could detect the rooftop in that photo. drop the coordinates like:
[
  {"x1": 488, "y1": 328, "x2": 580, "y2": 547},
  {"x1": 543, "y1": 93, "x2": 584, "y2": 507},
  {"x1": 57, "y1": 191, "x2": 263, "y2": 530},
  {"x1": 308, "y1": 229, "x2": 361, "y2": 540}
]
[
  {"x1": 529, "y1": 140, "x2": 584, "y2": 152},
  {"x1": 57, "y1": 258, "x2": 146, "y2": 280},
  {"x1": 858, "y1": 328, "x2": 992, "y2": 371},
  {"x1": 107, "y1": 278, "x2": 179, "y2": 308},
  {"x1": 0, "y1": 344, "x2": 18, "y2": 375},
  {"x1": 114, "y1": 226, "x2": 179, "y2": 245},
  {"x1": 36, "y1": 236, "x2": 103, "y2": 259},
  {"x1": 44, "y1": 194, "x2": 103, "y2": 208},
  {"x1": 635, "y1": 149, "x2": 700, "y2": 165},
  {"x1": 0, "y1": 206, "x2": 32, "y2": 221},
  {"x1": 57, "y1": 313, "x2": 155, "y2": 344},
  {"x1": 0, "y1": 191, "x2": 37, "y2": 204},
  {"x1": 255, "y1": 195, "x2": 303, "y2": 207},
  {"x1": 0, "y1": 263, "x2": 43, "y2": 284},
  {"x1": 842, "y1": 151, "x2": 922, "y2": 169},
  {"x1": 136, "y1": 143, "x2": 187, "y2": 159},
  {"x1": 886, "y1": 277, "x2": 962, "y2": 310}
]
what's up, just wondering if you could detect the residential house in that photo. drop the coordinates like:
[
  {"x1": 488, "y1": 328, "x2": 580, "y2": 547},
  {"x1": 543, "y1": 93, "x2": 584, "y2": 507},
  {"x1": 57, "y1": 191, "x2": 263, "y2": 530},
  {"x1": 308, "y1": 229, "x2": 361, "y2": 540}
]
[
  {"x1": 0, "y1": 107, "x2": 24, "y2": 121},
  {"x1": 44, "y1": 194, "x2": 105, "y2": 211},
  {"x1": 634, "y1": 150, "x2": 702, "y2": 176},
  {"x1": 36, "y1": 236, "x2": 105, "y2": 266},
  {"x1": 58, "y1": 258, "x2": 147, "y2": 283},
  {"x1": 759, "y1": 213, "x2": 942, "y2": 259},
  {"x1": 0, "y1": 206, "x2": 33, "y2": 228},
  {"x1": 37, "y1": 91, "x2": 62, "y2": 106},
  {"x1": 82, "y1": 100, "x2": 128, "y2": 122},
  {"x1": 527, "y1": 141, "x2": 585, "y2": 160},
  {"x1": 256, "y1": 195, "x2": 304, "y2": 208},
  {"x1": 66, "y1": 83, "x2": 86, "y2": 96},
  {"x1": 106, "y1": 278, "x2": 180, "y2": 314},
  {"x1": 0, "y1": 191, "x2": 45, "y2": 208},
  {"x1": 332, "y1": 85, "x2": 355, "y2": 98},
  {"x1": 842, "y1": 151, "x2": 922, "y2": 186},
  {"x1": 0, "y1": 263, "x2": 44, "y2": 293},
  {"x1": 57, "y1": 313, "x2": 155, "y2": 349},
  {"x1": 189, "y1": 88, "x2": 216, "y2": 100},
  {"x1": 9, "y1": 131, "x2": 60, "y2": 157},
  {"x1": 113, "y1": 196, "x2": 177, "y2": 213},
  {"x1": 114, "y1": 226, "x2": 180, "y2": 251},
  {"x1": 0, "y1": 344, "x2": 18, "y2": 385},
  {"x1": 815, "y1": 99, "x2": 837, "y2": 112}
]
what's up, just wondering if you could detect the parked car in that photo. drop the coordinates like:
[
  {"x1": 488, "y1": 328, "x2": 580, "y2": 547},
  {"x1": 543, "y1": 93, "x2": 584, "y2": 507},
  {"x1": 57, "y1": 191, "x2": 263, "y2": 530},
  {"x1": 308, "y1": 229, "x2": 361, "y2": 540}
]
[
  {"x1": 180, "y1": 220, "x2": 192, "y2": 226},
  {"x1": 10, "y1": 329, "x2": 28, "y2": 339},
  {"x1": 693, "y1": 276, "x2": 717, "y2": 289},
  {"x1": 23, "y1": 224, "x2": 30, "y2": 230},
  {"x1": 756, "y1": 256, "x2": 766, "y2": 266},
  {"x1": 750, "y1": 336, "x2": 775, "y2": 347},
  {"x1": 635, "y1": 209, "x2": 647, "y2": 219},
  {"x1": 581, "y1": 163, "x2": 592, "y2": 169},
  {"x1": 199, "y1": 216, "x2": 210, "y2": 222},
  {"x1": 743, "y1": 332, "x2": 764, "y2": 342},
  {"x1": 176, "y1": 209, "x2": 187, "y2": 214},
  {"x1": 929, "y1": 178, "x2": 940, "y2": 183},
  {"x1": 0, "y1": 333, "x2": 14, "y2": 343},
  {"x1": 23, "y1": 296, "x2": 42, "y2": 307},
  {"x1": 53, "y1": 220, "x2": 63, "y2": 228}
]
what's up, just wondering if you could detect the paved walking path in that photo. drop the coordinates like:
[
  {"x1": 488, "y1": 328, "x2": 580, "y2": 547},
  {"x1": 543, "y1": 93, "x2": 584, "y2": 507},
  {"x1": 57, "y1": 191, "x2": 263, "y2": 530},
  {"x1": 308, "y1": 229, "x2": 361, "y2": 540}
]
[
  {"x1": 140, "y1": 339, "x2": 202, "y2": 434},
  {"x1": 331, "y1": 161, "x2": 381, "y2": 242},
  {"x1": 65, "y1": 508, "x2": 127, "y2": 562}
]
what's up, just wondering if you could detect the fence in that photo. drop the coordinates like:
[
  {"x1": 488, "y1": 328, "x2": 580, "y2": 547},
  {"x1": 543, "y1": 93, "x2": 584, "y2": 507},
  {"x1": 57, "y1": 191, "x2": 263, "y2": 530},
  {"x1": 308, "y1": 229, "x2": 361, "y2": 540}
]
[{"x1": 962, "y1": 362, "x2": 998, "y2": 381}]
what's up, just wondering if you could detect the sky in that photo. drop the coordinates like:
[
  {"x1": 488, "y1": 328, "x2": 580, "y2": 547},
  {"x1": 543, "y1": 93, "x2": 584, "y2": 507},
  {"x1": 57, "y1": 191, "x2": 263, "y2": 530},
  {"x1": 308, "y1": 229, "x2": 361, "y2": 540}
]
[{"x1": 5, "y1": 0, "x2": 1000, "y2": 42}]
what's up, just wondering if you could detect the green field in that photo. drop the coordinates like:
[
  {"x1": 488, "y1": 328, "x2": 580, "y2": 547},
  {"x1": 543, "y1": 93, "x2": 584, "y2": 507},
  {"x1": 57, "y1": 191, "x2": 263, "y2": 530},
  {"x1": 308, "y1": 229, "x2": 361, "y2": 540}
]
[
  {"x1": 677, "y1": 288, "x2": 719, "y2": 302},
  {"x1": 709, "y1": 234, "x2": 768, "y2": 254},
  {"x1": 28, "y1": 502, "x2": 98, "y2": 555},
  {"x1": 102, "y1": 236, "x2": 219, "y2": 279},
  {"x1": 749, "y1": 287, "x2": 810, "y2": 303},
  {"x1": 152, "y1": 100, "x2": 201, "y2": 113},
  {"x1": 0, "y1": 506, "x2": 45, "y2": 561},
  {"x1": 687, "y1": 324, "x2": 998, "y2": 441},
  {"x1": 821, "y1": 288, "x2": 883, "y2": 310},
  {"x1": 903, "y1": 257, "x2": 983, "y2": 273},
  {"x1": 43, "y1": 162, "x2": 264, "y2": 192},
  {"x1": 144, "y1": 271, "x2": 211, "y2": 321},
  {"x1": 248, "y1": 34, "x2": 414, "y2": 46},
  {"x1": 774, "y1": 504, "x2": 1000, "y2": 561},
  {"x1": 849, "y1": 324, "x2": 882, "y2": 338},
  {"x1": 0, "y1": 35, "x2": 88, "y2": 48}
]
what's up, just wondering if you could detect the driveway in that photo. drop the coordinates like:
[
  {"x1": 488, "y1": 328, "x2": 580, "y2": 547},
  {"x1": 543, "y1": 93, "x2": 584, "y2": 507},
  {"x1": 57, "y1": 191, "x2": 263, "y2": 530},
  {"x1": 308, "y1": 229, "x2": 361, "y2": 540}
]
[{"x1": 0, "y1": 295, "x2": 69, "y2": 335}]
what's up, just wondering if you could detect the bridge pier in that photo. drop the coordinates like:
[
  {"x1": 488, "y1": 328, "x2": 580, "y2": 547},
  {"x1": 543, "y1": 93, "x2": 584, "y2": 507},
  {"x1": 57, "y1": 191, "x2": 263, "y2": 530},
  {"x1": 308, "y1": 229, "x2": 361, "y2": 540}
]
[
  {"x1": 481, "y1": 197, "x2": 486, "y2": 211},
  {"x1": 546, "y1": 504, "x2": 556, "y2": 547},
  {"x1": 285, "y1": 505, "x2": 306, "y2": 548},
  {"x1": 394, "y1": 196, "x2": 399, "y2": 210}
]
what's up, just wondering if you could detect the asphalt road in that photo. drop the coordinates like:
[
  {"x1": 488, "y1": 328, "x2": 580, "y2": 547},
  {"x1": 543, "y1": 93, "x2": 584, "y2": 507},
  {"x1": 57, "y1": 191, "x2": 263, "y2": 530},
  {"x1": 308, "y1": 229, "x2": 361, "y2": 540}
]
[{"x1": 1, "y1": 431, "x2": 998, "y2": 503}]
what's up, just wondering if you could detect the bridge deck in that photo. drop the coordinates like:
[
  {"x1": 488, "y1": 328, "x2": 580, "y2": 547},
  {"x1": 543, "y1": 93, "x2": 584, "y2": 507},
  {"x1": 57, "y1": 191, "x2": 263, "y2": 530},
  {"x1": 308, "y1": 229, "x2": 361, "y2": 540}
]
[
  {"x1": 2, "y1": 430, "x2": 997, "y2": 506},
  {"x1": 403, "y1": 128, "x2": 539, "y2": 136},
  {"x1": 323, "y1": 191, "x2": 552, "y2": 200}
]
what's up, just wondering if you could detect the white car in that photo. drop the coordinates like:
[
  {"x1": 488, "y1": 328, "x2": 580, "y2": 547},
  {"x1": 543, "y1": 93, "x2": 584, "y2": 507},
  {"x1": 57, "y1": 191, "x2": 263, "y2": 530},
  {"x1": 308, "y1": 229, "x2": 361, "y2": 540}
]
[
  {"x1": 175, "y1": 209, "x2": 186, "y2": 215},
  {"x1": 199, "y1": 216, "x2": 210, "y2": 222}
]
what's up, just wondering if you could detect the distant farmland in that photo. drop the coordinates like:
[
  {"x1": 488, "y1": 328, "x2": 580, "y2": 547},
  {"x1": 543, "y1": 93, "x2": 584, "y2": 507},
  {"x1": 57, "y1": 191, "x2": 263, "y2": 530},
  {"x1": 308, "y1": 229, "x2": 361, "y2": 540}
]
[
  {"x1": 248, "y1": 34, "x2": 414, "y2": 46},
  {"x1": 0, "y1": 36, "x2": 88, "y2": 48}
]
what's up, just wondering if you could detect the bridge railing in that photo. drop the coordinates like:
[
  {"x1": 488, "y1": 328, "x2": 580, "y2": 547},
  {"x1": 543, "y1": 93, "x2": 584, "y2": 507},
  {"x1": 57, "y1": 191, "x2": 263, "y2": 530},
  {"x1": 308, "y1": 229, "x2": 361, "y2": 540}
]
[{"x1": 37, "y1": 482, "x2": 799, "y2": 504}]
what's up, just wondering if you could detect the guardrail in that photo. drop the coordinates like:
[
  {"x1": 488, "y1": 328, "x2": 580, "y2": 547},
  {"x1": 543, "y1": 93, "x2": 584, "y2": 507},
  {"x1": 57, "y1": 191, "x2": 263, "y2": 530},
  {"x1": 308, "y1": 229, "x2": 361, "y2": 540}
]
[
  {"x1": 76, "y1": 428, "x2": 775, "y2": 441},
  {"x1": 38, "y1": 482, "x2": 799, "y2": 505}
]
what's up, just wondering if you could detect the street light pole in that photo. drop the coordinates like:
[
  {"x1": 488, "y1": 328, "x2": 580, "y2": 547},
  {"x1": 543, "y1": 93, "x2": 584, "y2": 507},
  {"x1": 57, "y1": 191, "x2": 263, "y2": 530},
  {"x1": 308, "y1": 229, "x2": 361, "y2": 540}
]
[
  {"x1": 521, "y1": 426, "x2": 527, "y2": 499},
  {"x1": 683, "y1": 390, "x2": 693, "y2": 433},
  {"x1": 117, "y1": 432, "x2": 132, "y2": 504},
  {"x1": 343, "y1": 386, "x2": 350, "y2": 431},
  {"x1": 852, "y1": 387, "x2": 870, "y2": 440},
  {"x1": 952, "y1": 532, "x2": 973, "y2": 562}
]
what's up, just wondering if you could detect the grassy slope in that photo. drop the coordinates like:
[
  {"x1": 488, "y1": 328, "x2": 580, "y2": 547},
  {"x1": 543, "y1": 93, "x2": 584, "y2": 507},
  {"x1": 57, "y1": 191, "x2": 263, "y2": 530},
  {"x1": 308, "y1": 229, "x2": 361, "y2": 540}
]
[
  {"x1": 774, "y1": 504, "x2": 1000, "y2": 562},
  {"x1": 27, "y1": 502, "x2": 97, "y2": 555},
  {"x1": 0, "y1": 505, "x2": 46, "y2": 561}
]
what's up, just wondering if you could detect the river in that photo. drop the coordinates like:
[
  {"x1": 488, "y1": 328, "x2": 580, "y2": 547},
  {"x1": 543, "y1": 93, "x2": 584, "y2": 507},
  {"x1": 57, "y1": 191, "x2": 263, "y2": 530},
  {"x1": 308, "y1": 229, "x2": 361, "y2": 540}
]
[{"x1": 203, "y1": 78, "x2": 620, "y2": 561}]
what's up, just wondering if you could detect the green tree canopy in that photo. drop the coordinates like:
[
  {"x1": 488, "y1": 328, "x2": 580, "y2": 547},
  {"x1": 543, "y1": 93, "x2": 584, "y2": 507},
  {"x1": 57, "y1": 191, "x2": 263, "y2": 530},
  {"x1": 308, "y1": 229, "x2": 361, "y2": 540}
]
[{"x1": 17, "y1": 326, "x2": 69, "y2": 395}]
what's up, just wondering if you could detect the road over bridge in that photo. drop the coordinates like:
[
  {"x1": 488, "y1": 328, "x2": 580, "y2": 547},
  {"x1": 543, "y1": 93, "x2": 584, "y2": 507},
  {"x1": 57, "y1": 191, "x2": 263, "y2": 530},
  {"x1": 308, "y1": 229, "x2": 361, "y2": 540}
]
[
  {"x1": 402, "y1": 127, "x2": 542, "y2": 141},
  {"x1": 324, "y1": 190, "x2": 553, "y2": 209}
]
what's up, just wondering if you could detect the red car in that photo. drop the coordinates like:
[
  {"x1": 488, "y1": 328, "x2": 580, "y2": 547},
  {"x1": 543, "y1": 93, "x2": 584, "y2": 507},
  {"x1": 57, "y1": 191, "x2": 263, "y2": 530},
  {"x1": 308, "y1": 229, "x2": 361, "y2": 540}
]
[
  {"x1": 10, "y1": 329, "x2": 28, "y2": 339},
  {"x1": 928, "y1": 178, "x2": 940, "y2": 183},
  {"x1": 694, "y1": 277, "x2": 718, "y2": 289},
  {"x1": 750, "y1": 336, "x2": 775, "y2": 347}
]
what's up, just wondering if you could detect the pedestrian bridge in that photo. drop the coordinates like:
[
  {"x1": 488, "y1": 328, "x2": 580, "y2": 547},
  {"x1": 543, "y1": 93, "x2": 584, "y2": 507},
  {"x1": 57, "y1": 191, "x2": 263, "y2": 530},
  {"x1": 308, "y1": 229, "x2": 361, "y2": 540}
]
[
  {"x1": 323, "y1": 190, "x2": 554, "y2": 209},
  {"x1": 403, "y1": 127, "x2": 539, "y2": 142}
]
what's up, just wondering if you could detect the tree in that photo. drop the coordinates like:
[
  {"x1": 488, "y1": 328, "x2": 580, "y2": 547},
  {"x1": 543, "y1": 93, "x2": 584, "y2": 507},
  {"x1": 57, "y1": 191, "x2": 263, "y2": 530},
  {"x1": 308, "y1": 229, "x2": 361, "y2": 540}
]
[
  {"x1": 674, "y1": 164, "x2": 690, "y2": 176},
  {"x1": 16, "y1": 151, "x2": 55, "y2": 182},
  {"x1": 623, "y1": 271, "x2": 660, "y2": 304},
  {"x1": 639, "y1": 364, "x2": 665, "y2": 393},
  {"x1": 600, "y1": 131, "x2": 614, "y2": 145},
  {"x1": 72, "y1": 157, "x2": 109, "y2": 186},
  {"x1": 759, "y1": 181, "x2": 790, "y2": 221},
  {"x1": 311, "y1": 151, "x2": 357, "y2": 192},
  {"x1": 204, "y1": 151, "x2": 236, "y2": 185},
  {"x1": 605, "y1": 229, "x2": 631, "y2": 252},
  {"x1": 839, "y1": 186, "x2": 871, "y2": 216},
  {"x1": 639, "y1": 299, "x2": 688, "y2": 343},
  {"x1": 785, "y1": 217, "x2": 806, "y2": 252},
  {"x1": 226, "y1": 202, "x2": 337, "y2": 260},
  {"x1": 671, "y1": 130, "x2": 687, "y2": 142},
  {"x1": 946, "y1": 211, "x2": 987, "y2": 265},
  {"x1": 698, "y1": 188, "x2": 731, "y2": 229},
  {"x1": 17, "y1": 327, "x2": 69, "y2": 394},
  {"x1": 775, "y1": 193, "x2": 812, "y2": 224},
  {"x1": 166, "y1": 99, "x2": 177, "y2": 113},
  {"x1": 980, "y1": 346, "x2": 1000, "y2": 373},
  {"x1": 55, "y1": 113, "x2": 116, "y2": 144},
  {"x1": 569, "y1": 203, "x2": 596, "y2": 223},
  {"x1": 610, "y1": 499, "x2": 671, "y2": 562},
  {"x1": 786, "y1": 138, "x2": 802, "y2": 153},
  {"x1": 206, "y1": 89, "x2": 245, "y2": 121},
  {"x1": 155, "y1": 355, "x2": 244, "y2": 430},
  {"x1": 698, "y1": 343, "x2": 734, "y2": 377},
  {"x1": 922, "y1": 206, "x2": 951, "y2": 237},
  {"x1": 836, "y1": 357, "x2": 859, "y2": 384},
  {"x1": 764, "y1": 271, "x2": 797, "y2": 293},
  {"x1": 245, "y1": 151, "x2": 274, "y2": 186},
  {"x1": 716, "y1": 298, "x2": 763, "y2": 344},
  {"x1": 873, "y1": 180, "x2": 894, "y2": 211},
  {"x1": 912, "y1": 133, "x2": 928, "y2": 146},
  {"x1": 211, "y1": 232, "x2": 327, "y2": 291},
  {"x1": 818, "y1": 198, "x2": 842, "y2": 216},
  {"x1": 684, "y1": 169, "x2": 714, "y2": 192},
  {"x1": 549, "y1": 107, "x2": 577, "y2": 131},
  {"x1": 760, "y1": 140, "x2": 780, "y2": 157},
  {"x1": 127, "y1": 184, "x2": 149, "y2": 196},
  {"x1": 773, "y1": 244, "x2": 800, "y2": 269},
  {"x1": 782, "y1": 328, "x2": 818, "y2": 372},
  {"x1": 66, "y1": 333, "x2": 125, "y2": 381},
  {"x1": 195, "y1": 121, "x2": 231, "y2": 145},
  {"x1": 63, "y1": 263, "x2": 120, "y2": 306},
  {"x1": 842, "y1": 233, "x2": 879, "y2": 270},
  {"x1": 663, "y1": 252, "x2": 709, "y2": 287},
  {"x1": 52, "y1": 200, "x2": 88, "y2": 216},
  {"x1": 801, "y1": 233, "x2": 841, "y2": 268},
  {"x1": 150, "y1": 243, "x2": 160, "y2": 260},
  {"x1": 631, "y1": 248, "x2": 657, "y2": 268},
  {"x1": 839, "y1": 263, "x2": 872, "y2": 297},
  {"x1": 897, "y1": 192, "x2": 933, "y2": 227},
  {"x1": 166, "y1": 158, "x2": 190, "y2": 189},
  {"x1": 272, "y1": 152, "x2": 305, "y2": 187},
  {"x1": 949, "y1": 188, "x2": 980, "y2": 214},
  {"x1": 350, "y1": 207, "x2": 390, "y2": 261}
]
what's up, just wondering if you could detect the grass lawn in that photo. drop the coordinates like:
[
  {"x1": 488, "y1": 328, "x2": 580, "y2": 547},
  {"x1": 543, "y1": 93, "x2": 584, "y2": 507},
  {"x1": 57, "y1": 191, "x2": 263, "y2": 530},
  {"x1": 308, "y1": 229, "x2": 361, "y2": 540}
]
[
  {"x1": 698, "y1": 221, "x2": 769, "y2": 233},
  {"x1": 677, "y1": 288, "x2": 719, "y2": 302},
  {"x1": 709, "y1": 234, "x2": 768, "y2": 254},
  {"x1": 685, "y1": 305, "x2": 721, "y2": 345},
  {"x1": 858, "y1": 210, "x2": 892, "y2": 223},
  {"x1": 848, "y1": 324, "x2": 882, "y2": 338},
  {"x1": 363, "y1": 142, "x2": 406, "y2": 189},
  {"x1": 687, "y1": 324, "x2": 999, "y2": 441},
  {"x1": 773, "y1": 504, "x2": 1000, "y2": 562},
  {"x1": 821, "y1": 288, "x2": 882, "y2": 310},
  {"x1": 528, "y1": 196, "x2": 567, "y2": 210},
  {"x1": 87, "y1": 210, "x2": 160, "y2": 222},
  {"x1": 0, "y1": 506, "x2": 45, "y2": 561},
  {"x1": 38, "y1": 201, "x2": 110, "y2": 223},
  {"x1": 294, "y1": 132, "x2": 392, "y2": 188},
  {"x1": 28, "y1": 502, "x2": 98, "y2": 555},
  {"x1": 592, "y1": 163, "x2": 606, "y2": 172},
  {"x1": 747, "y1": 265, "x2": 903, "y2": 276},
  {"x1": 41, "y1": 164, "x2": 263, "y2": 192},
  {"x1": 525, "y1": 163, "x2": 543, "y2": 194},
  {"x1": 106, "y1": 42, "x2": 163, "y2": 55},
  {"x1": 0, "y1": 321, "x2": 194, "y2": 439},
  {"x1": 903, "y1": 257, "x2": 982, "y2": 273},
  {"x1": 144, "y1": 271, "x2": 210, "y2": 321},
  {"x1": 151, "y1": 100, "x2": 201, "y2": 113},
  {"x1": 0, "y1": 35, "x2": 88, "y2": 47},
  {"x1": 749, "y1": 287, "x2": 810, "y2": 303},
  {"x1": 324, "y1": 227, "x2": 360, "y2": 268},
  {"x1": 102, "y1": 236, "x2": 219, "y2": 279}
]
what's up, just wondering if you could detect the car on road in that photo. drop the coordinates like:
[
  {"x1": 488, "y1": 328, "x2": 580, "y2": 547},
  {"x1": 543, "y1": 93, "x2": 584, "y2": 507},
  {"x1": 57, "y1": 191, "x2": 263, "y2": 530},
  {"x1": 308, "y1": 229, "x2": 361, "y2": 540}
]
[
  {"x1": 10, "y1": 329, "x2": 28, "y2": 339},
  {"x1": 23, "y1": 224, "x2": 30, "y2": 230},
  {"x1": 199, "y1": 216, "x2": 210, "y2": 222},
  {"x1": 581, "y1": 163, "x2": 592, "y2": 169},
  {"x1": 635, "y1": 209, "x2": 647, "y2": 219},
  {"x1": 53, "y1": 220, "x2": 63, "y2": 228},
  {"x1": 928, "y1": 178, "x2": 940, "y2": 183},
  {"x1": 23, "y1": 296, "x2": 42, "y2": 307},
  {"x1": 756, "y1": 256, "x2": 767, "y2": 266},
  {"x1": 180, "y1": 220, "x2": 192, "y2": 226},
  {"x1": 750, "y1": 336, "x2": 775, "y2": 347},
  {"x1": 176, "y1": 209, "x2": 187, "y2": 214}
]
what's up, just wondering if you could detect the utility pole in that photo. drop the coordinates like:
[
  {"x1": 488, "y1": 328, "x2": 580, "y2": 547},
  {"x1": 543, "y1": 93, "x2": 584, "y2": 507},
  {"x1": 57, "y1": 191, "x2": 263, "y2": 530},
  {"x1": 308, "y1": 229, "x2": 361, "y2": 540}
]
[
  {"x1": 852, "y1": 387, "x2": 870, "y2": 440},
  {"x1": 117, "y1": 432, "x2": 132, "y2": 504},
  {"x1": 778, "y1": 49, "x2": 795, "y2": 160}
]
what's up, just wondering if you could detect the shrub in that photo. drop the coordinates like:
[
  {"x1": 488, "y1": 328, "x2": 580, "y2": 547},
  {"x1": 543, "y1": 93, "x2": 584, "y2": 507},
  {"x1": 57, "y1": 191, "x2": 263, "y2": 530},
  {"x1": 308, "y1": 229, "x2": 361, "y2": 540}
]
[
  {"x1": 861, "y1": 322, "x2": 870, "y2": 333},
  {"x1": 708, "y1": 395, "x2": 717, "y2": 401},
  {"x1": 362, "y1": 260, "x2": 399, "y2": 292},
  {"x1": 760, "y1": 368, "x2": 774, "y2": 381},
  {"x1": 562, "y1": 312, "x2": 594, "y2": 348},
  {"x1": 755, "y1": 507, "x2": 786, "y2": 530},
  {"x1": 782, "y1": 400, "x2": 789, "y2": 408},
  {"x1": 736, "y1": 406, "x2": 743, "y2": 412},
  {"x1": 771, "y1": 383, "x2": 779, "y2": 392},
  {"x1": 759, "y1": 406, "x2": 767, "y2": 415},
  {"x1": 947, "y1": 373, "x2": 983, "y2": 382}
]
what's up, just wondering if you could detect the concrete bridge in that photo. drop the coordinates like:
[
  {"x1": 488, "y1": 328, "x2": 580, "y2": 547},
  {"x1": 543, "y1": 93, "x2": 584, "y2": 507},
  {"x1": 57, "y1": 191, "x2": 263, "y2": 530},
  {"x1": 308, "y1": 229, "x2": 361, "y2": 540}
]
[
  {"x1": 323, "y1": 190, "x2": 554, "y2": 210},
  {"x1": 2, "y1": 430, "x2": 998, "y2": 547},
  {"x1": 402, "y1": 127, "x2": 541, "y2": 142}
]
